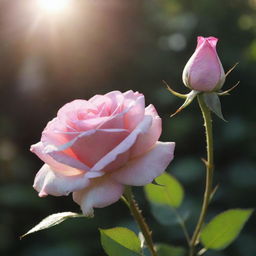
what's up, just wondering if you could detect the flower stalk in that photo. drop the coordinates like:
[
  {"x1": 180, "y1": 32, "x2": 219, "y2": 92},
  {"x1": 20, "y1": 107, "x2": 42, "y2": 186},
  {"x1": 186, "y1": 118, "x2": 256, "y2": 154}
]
[
  {"x1": 124, "y1": 187, "x2": 158, "y2": 256},
  {"x1": 189, "y1": 94, "x2": 214, "y2": 256}
]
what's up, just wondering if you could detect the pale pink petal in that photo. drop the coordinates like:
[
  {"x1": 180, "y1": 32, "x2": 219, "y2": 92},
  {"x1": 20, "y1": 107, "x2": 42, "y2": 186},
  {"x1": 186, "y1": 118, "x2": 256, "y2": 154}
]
[
  {"x1": 71, "y1": 117, "x2": 106, "y2": 131},
  {"x1": 189, "y1": 40, "x2": 222, "y2": 91},
  {"x1": 89, "y1": 94, "x2": 114, "y2": 116},
  {"x1": 30, "y1": 142, "x2": 85, "y2": 175},
  {"x1": 90, "y1": 115, "x2": 152, "y2": 173},
  {"x1": 111, "y1": 141, "x2": 175, "y2": 186},
  {"x1": 196, "y1": 36, "x2": 205, "y2": 49},
  {"x1": 46, "y1": 149, "x2": 91, "y2": 172},
  {"x1": 33, "y1": 164, "x2": 90, "y2": 197},
  {"x1": 131, "y1": 104, "x2": 161, "y2": 158},
  {"x1": 123, "y1": 91, "x2": 145, "y2": 131},
  {"x1": 57, "y1": 100, "x2": 98, "y2": 123},
  {"x1": 206, "y1": 37, "x2": 218, "y2": 48},
  {"x1": 41, "y1": 118, "x2": 72, "y2": 146},
  {"x1": 70, "y1": 129, "x2": 129, "y2": 167},
  {"x1": 96, "y1": 112, "x2": 126, "y2": 130},
  {"x1": 45, "y1": 129, "x2": 129, "y2": 167},
  {"x1": 103, "y1": 91, "x2": 124, "y2": 113},
  {"x1": 72, "y1": 176, "x2": 124, "y2": 216},
  {"x1": 41, "y1": 118, "x2": 82, "y2": 165},
  {"x1": 97, "y1": 93, "x2": 144, "y2": 130}
]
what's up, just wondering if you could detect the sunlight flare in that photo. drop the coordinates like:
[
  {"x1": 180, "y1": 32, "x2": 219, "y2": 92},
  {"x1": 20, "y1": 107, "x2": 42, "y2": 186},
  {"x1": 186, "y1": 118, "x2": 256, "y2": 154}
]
[{"x1": 37, "y1": 0, "x2": 71, "y2": 14}]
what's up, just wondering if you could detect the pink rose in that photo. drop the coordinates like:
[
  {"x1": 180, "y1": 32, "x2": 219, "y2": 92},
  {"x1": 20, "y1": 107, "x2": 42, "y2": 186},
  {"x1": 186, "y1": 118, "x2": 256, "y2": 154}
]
[
  {"x1": 31, "y1": 90, "x2": 175, "y2": 215},
  {"x1": 182, "y1": 36, "x2": 225, "y2": 92}
]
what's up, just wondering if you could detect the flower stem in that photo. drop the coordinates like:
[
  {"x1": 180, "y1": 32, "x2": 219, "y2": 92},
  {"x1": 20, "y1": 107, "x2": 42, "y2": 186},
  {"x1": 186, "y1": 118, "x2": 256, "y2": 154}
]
[
  {"x1": 124, "y1": 187, "x2": 158, "y2": 256},
  {"x1": 189, "y1": 94, "x2": 214, "y2": 256}
]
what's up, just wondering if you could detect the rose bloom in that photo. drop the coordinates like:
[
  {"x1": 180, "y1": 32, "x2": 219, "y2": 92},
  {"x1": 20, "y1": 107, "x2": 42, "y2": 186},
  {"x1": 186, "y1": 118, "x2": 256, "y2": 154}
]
[
  {"x1": 31, "y1": 91, "x2": 175, "y2": 215},
  {"x1": 182, "y1": 36, "x2": 225, "y2": 92}
]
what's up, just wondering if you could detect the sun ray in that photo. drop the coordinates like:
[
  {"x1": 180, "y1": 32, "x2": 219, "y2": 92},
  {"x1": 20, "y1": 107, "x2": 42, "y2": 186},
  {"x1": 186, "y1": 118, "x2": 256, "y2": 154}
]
[{"x1": 37, "y1": 0, "x2": 71, "y2": 14}]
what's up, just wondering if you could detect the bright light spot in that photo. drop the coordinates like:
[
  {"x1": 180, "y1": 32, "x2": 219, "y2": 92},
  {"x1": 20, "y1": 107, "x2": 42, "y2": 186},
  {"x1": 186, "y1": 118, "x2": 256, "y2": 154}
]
[{"x1": 37, "y1": 0, "x2": 71, "y2": 14}]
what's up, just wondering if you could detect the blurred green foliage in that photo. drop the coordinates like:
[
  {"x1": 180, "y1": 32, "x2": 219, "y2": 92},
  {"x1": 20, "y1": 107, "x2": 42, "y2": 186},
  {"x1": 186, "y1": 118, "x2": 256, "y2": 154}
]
[{"x1": 0, "y1": 0, "x2": 256, "y2": 255}]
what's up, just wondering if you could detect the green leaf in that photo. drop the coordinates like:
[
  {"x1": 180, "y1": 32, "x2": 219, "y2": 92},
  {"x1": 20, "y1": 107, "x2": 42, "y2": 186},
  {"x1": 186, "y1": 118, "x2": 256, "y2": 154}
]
[
  {"x1": 20, "y1": 212, "x2": 85, "y2": 239},
  {"x1": 200, "y1": 209, "x2": 253, "y2": 250},
  {"x1": 144, "y1": 172, "x2": 184, "y2": 208},
  {"x1": 203, "y1": 92, "x2": 226, "y2": 121},
  {"x1": 100, "y1": 227, "x2": 141, "y2": 256},
  {"x1": 155, "y1": 243, "x2": 186, "y2": 256}
]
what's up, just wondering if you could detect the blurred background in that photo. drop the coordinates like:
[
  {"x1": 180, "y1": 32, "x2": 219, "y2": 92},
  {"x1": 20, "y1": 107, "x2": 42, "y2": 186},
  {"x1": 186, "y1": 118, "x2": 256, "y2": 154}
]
[{"x1": 0, "y1": 0, "x2": 256, "y2": 255}]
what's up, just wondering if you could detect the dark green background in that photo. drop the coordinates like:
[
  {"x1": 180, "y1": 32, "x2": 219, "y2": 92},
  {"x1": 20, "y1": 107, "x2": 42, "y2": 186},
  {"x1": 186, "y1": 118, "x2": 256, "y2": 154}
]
[{"x1": 0, "y1": 0, "x2": 255, "y2": 255}]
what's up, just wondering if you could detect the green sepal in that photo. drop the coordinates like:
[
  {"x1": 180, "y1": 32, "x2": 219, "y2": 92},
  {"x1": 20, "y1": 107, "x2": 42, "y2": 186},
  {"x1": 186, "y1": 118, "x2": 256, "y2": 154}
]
[
  {"x1": 163, "y1": 80, "x2": 187, "y2": 99},
  {"x1": 218, "y1": 81, "x2": 240, "y2": 96},
  {"x1": 203, "y1": 92, "x2": 226, "y2": 121},
  {"x1": 225, "y1": 62, "x2": 238, "y2": 77},
  {"x1": 171, "y1": 90, "x2": 199, "y2": 117}
]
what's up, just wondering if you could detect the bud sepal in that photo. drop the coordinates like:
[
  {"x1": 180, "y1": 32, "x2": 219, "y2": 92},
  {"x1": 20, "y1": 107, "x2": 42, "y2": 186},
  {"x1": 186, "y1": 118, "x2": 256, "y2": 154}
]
[{"x1": 202, "y1": 92, "x2": 226, "y2": 121}]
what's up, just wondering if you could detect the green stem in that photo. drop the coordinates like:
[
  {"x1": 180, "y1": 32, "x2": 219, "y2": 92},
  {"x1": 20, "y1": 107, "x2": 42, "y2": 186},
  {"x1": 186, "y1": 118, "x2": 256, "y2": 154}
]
[
  {"x1": 189, "y1": 94, "x2": 214, "y2": 256},
  {"x1": 124, "y1": 187, "x2": 158, "y2": 256}
]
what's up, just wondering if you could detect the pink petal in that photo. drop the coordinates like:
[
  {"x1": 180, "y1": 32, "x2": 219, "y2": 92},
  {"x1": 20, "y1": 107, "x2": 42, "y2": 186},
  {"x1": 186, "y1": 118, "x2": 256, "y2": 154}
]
[
  {"x1": 189, "y1": 40, "x2": 222, "y2": 91},
  {"x1": 196, "y1": 36, "x2": 205, "y2": 49},
  {"x1": 30, "y1": 142, "x2": 86, "y2": 175},
  {"x1": 206, "y1": 36, "x2": 218, "y2": 48},
  {"x1": 197, "y1": 36, "x2": 218, "y2": 49},
  {"x1": 33, "y1": 164, "x2": 90, "y2": 197},
  {"x1": 90, "y1": 115, "x2": 152, "y2": 173},
  {"x1": 96, "y1": 111, "x2": 127, "y2": 130},
  {"x1": 103, "y1": 91, "x2": 124, "y2": 112},
  {"x1": 72, "y1": 176, "x2": 124, "y2": 216},
  {"x1": 42, "y1": 118, "x2": 73, "y2": 146},
  {"x1": 45, "y1": 129, "x2": 129, "y2": 167},
  {"x1": 97, "y1": 92, "x2": 145, "y2": 131},
  {"x1": 89, "y1": 93, "x2": 119, "y2": 116},
  {"x1": 111, "y1": 141, "x2": 175, "y2": 186},
  {"x1": 89, "y1": 91, "x2": 124, "y2": 116},
  {"x1": 130, "y1": 104, "x2": 161, "y2": 158},
  {"x1": 123, "y1": 91, "x2": 145, "y2": 132},
  {"x1": 57, "y1": 100, "x2": 98, "y2": 125}
]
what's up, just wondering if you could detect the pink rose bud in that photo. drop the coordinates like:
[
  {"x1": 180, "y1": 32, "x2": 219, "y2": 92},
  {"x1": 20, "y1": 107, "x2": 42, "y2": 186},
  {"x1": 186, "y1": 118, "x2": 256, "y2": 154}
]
[
  {"x1": 182, "y1": 36, "x2": 225, "y2": 92},
  {"x1": 30, "y1": 91, "x2": 175, "y2": 216}
]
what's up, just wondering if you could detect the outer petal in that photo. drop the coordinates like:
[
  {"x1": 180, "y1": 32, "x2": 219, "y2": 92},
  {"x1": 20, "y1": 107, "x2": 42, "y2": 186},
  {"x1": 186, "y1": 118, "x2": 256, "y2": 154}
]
[
  {"x1": 30, "y1": 142, "x2": 86, "y2": 175},
  {"x1": 184, "y1": 39, "x2": 222, "y2": 91},
  {"x1": 90, "y1": 115, "x2": 152, "y2": 173},
  {"x1": 31, "y1": 140, "x2": 91, "y2": 172},
  {"x1": 72, "y1": 176, "x2": 124, "y2": 216},
  {"x1": 206, "y1": 37, "x2": 218, "y2": 48},
  {"x1": 44, "y1": 129, "x2": 129, "y2": 168},
  {"x1": 111, "y1": 141, "x2": 175, "y2": 186},
  {"x1": 123, "y1": 91, "x2": 145, "y2": 131},
  {"x1": 33, "y1": 164, "x2": 90, "y2": 197},
  {"x1": 130, "y1": 104, "x2": 161, "y2": 158},
  {"x1": 196, "y1": 37, "x2": 218, "y2": 49}
]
